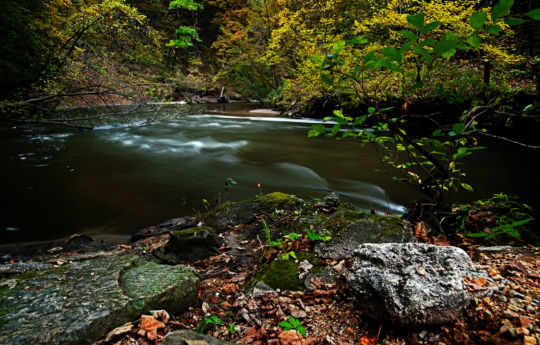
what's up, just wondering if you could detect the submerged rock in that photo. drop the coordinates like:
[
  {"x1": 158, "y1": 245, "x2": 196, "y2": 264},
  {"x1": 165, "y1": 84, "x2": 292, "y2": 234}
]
[
  {"x1": 347, "y1": 243, "x2": 480, "y2": 327},
  {"x1": 0, "y1": 256, "x2": 199, "y2": 345},
  {"x1": 161, "y1": 329, "x2": 245, "y2": 345},
  {"x1": 204, "y1": 192, "x2": 298, "y2": 231},
  {"x1": 315, "y1": 209, "x2": 413, "y2": 260},
  {"x1": 154, "y1": 226, "x2": 221, "y2": 263}
]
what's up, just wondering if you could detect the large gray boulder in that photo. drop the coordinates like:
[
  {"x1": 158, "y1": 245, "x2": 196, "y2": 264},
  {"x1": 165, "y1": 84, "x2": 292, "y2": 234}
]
[
  {"x1": 0, "y1": 256, "x2": 199, "y2": 345},
  {"x1": 315, "y1": 208, "x2": 413, "y2": 260},
  {"x1": 161, "y1": 330, "x2": 245, "y2": 345},
  {"x1": 347, "y1": 243, "x2": 486, "y2": 327}
]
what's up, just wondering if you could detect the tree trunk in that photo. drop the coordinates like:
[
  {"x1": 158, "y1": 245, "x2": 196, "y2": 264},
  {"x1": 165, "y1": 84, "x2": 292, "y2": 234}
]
[{"x1": 483, "y1": 60, "x2": 491, "y2": 85}]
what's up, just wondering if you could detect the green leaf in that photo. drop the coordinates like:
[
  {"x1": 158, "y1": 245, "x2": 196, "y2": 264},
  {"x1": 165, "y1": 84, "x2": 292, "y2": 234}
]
[
  {"x1": 330, "y1": 123, "x2": 341, "y2": 136},
  {"x1": 419, "y1": 39, "x2": 437, "y2": 47},
  {"x1": 333, "y1": 109, "x2": 345, "y2": 119},
  {"x1": 363, "y1": 51, "x2": 376, "y2": 64},
  {"x1": 398, "y1": 30, "x2": 418, "y2": 41},
  {"x1": 407, "y1": 13, "x2": 425, "y2": 29},
  {"x1": 505, "y1": 17, "x2": 526, "y2": 26},
  {"x1": 320, "y1": 73, "x2": 333, "y2": 85},
  {"x1": 308, "y1": 124, "x2": 325, "y2": 137},
  {"x1": 466, "y1": 35, "x2": 482, "y2": 48},
  {"x1": 354, "y1": 115, "x2": 367, "y2": 125},
  {"x1": 461, "y1": 182, "x2": 474, "y2": 191},
  {"x1": 441, "y1": 48, "x2": 456, "y2": 59},
  {"x1": 289, "y1": 317, "x2": 302, "y2": 328},
  {"x1": 367, "y1": 107, "x2": 376, "y2": 114},
  {"x1": 491, "y1": 0, "x2": 514, "y2": 21},
  {"x1": 333, "y1": 40, "x2": 346, "y2": 54},
  {"x1": 432, "y1": 129, "x2": 443, "y2": 136},
  {"x1": 452, "y1": 123, "x2": 465, "y2": 134},
  {"x1": 434, "y1": 36, "x2": 459, "y2": 57},
  {"x1": 486, "y1": 24, "x2": 501, "y2": 35},
  {"x1": 382, "y1": 47, "x2": 402, "y2": 63},
  {"x1": 422, "y1": 21, "x2": 442, "y2": 33},
  {"x1": 525, "y1": 8, "x2": 540, "y2": 21},
  {"x1": 470, "y1": 11, "x2": 487, "y2": 30}
]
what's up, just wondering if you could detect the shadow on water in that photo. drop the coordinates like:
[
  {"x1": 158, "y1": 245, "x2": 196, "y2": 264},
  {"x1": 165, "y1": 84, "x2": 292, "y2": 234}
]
[{"x1": 1, "y1": 103, "x2": 537, "y2": 243}]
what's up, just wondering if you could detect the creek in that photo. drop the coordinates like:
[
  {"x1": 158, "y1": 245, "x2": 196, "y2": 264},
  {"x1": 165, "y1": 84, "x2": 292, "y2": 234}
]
[{"x1": 1, "y1": 103, "x2": 537, "y2": 243}]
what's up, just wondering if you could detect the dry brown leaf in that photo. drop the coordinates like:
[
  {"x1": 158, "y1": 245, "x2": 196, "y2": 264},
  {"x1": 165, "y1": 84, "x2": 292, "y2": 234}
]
[
  {"x1": 104, "y1": 322, "x2": 134, "y2": 342},
  {"x1": 139, "y1": 315, "x2": 165, "y2": 340}
]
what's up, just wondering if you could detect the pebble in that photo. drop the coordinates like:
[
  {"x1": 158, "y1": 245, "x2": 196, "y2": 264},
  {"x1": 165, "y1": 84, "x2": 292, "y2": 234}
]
[
  {"x1": 416, "y1": 266, "x2": 427, "y2": 276},
  {"x1": 510, "y1": 291, "x2": 525, "y2": 299},
  {"x1": 503, "y1": 309, "x2": 520, "y2": 319},
  {"x1": 498, "y1": 295, "x2": 508, "y2": 303}
]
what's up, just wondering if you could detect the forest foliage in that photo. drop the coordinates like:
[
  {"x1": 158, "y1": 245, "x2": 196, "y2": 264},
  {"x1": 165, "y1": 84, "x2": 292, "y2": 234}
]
[{"x1": 1, "y1": 0, "x2": 538, "y2": 110}]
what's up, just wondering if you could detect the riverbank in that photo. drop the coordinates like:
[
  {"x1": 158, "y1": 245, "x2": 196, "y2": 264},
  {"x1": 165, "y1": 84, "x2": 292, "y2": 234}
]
[{"x1": 1, "y1": 192, "x2": 538, "y2": 345}]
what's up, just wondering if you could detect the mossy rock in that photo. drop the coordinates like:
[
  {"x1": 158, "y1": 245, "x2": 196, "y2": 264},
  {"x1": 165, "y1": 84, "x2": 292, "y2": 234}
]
[
  {"x1": 250, "y1": 251, "x2": 326, "y2": 291},
  {"x1": 315, "y1": 210, "x2": 413, "y2": 260},
  {"x1": 0, "y1": 256, "x2": 199, "y2": 345},
  {"x1": 154, "y1": 226, "x2": 221, "y2": 263},
  {"x1": 204, "y1": 192, "x2": 299, "y2": 231}
]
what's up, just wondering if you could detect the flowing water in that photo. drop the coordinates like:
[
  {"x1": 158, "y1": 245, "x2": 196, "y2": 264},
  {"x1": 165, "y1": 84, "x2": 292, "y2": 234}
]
[{"x1": 1, "y1": 103, "x2": 537, "y2": 244}]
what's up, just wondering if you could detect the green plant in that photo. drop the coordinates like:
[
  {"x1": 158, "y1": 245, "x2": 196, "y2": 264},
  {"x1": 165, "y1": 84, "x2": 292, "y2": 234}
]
[
  {"x1": 280, "y1": 250, "x2": 297, "y2": 261},
  {"x1": 440, "y1": 193, "x2": 535, "y2": 241},
  {"x1": 196, "y1": 315, "x2": 223, "y2": 334},
  {"x1": 306, "y1": 228, "x2": 331, "y2": 242},
  {"x1": 228, "y1": 324, "x2": 239, "y2": 334},
  {"x1": 279, "y1": 316, "x2": 306, "y2": 337}
]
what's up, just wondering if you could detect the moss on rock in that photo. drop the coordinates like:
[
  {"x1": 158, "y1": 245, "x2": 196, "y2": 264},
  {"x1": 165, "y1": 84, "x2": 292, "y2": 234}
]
[
  {"x1": 204, "y1": 193, "x2": 299, "y2": 231},
  {"x1": 251, "y1": 251, "x2": 325, "y2": 291}
]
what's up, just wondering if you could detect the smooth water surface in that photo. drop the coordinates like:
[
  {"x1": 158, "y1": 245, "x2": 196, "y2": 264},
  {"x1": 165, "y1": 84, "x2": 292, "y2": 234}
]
[{"x1": 1, "y1": 104, "x2": 537, "y2": 243}]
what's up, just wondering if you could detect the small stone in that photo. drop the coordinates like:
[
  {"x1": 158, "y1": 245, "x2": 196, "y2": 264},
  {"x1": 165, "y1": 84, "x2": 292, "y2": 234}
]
[
  {"x1": 498, "y1": 295, "x2": 508, "y2": 303},
  {"x1": 510, "y1": 291, "x2": 525, "y2": 299},
  {"x1": 503, "y1": 309, "x2": 520, "y2": 319},
  {"x1": 417, "y1": 267, "x2": 427, "y2": 276},
  {"x1": 202, "y1": 302, "x2": 210, "y2": 313},
  {"x1": 418, "y1": 330, "x2": 428, "y2": 339},
  {"x1": 483, "y1": 310, "x2": 493, "y2": 319}
]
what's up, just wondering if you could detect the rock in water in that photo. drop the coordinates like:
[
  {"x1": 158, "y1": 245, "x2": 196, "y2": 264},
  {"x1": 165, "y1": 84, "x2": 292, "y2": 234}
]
[
  {"x1": 347, "y1": 243, "x2": 474, "y2": 326},
  {"x1": 0, "y1": 256, "x2": 199, "y2": 345},
  {"x1": 154, "y1": 226, "x2": 221, "y2": 263}
]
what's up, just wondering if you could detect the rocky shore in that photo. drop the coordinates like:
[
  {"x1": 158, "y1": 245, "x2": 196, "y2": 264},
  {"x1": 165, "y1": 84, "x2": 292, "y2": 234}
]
[{"x1": 1, "y1": 192, "x2": 538, "y2": 345}]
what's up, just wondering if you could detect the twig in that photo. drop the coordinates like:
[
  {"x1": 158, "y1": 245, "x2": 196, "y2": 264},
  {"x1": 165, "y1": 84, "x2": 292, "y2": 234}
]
[{"x1": 478, "y1": 131, "x2": 540, "y2": 149}]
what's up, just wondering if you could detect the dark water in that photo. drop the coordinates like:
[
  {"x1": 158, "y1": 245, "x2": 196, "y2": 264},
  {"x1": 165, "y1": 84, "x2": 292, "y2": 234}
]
[{"x1": 1, "y1": 103, "x2": 538, "y2": 243}]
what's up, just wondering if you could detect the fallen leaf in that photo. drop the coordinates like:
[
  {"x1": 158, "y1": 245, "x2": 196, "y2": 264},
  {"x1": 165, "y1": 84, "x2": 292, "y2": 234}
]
[
  {"x1": 104, "y1": 322, "x2": 133, "y2": 342},
  {"x1": 360, "y1": 335, "x2": 377, "y2": 345},
  {"x1": 139, "y1": 315, "x2": 165, "y2": 340},
  {"x1": 279, "y1": 330, "x2": 304, "y2": 345},
  {"x1": 150, "y1": 310, "x2": 170, "y2": 323}
]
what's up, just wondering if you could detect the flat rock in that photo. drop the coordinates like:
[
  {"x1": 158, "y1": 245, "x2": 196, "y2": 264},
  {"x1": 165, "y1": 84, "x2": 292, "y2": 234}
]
[
  {"x1": 0, "y1": 255, "x2": 199, "y2": 345},
  {"x1": 315, "y1": 210, "x2": 413, "y2": 260},
  {"x1": 347, "y1": 243, "x2": 477, "y2": 327},
  {"x1": 161, "y1": 330, "x2": 245, "y2": 345}
]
